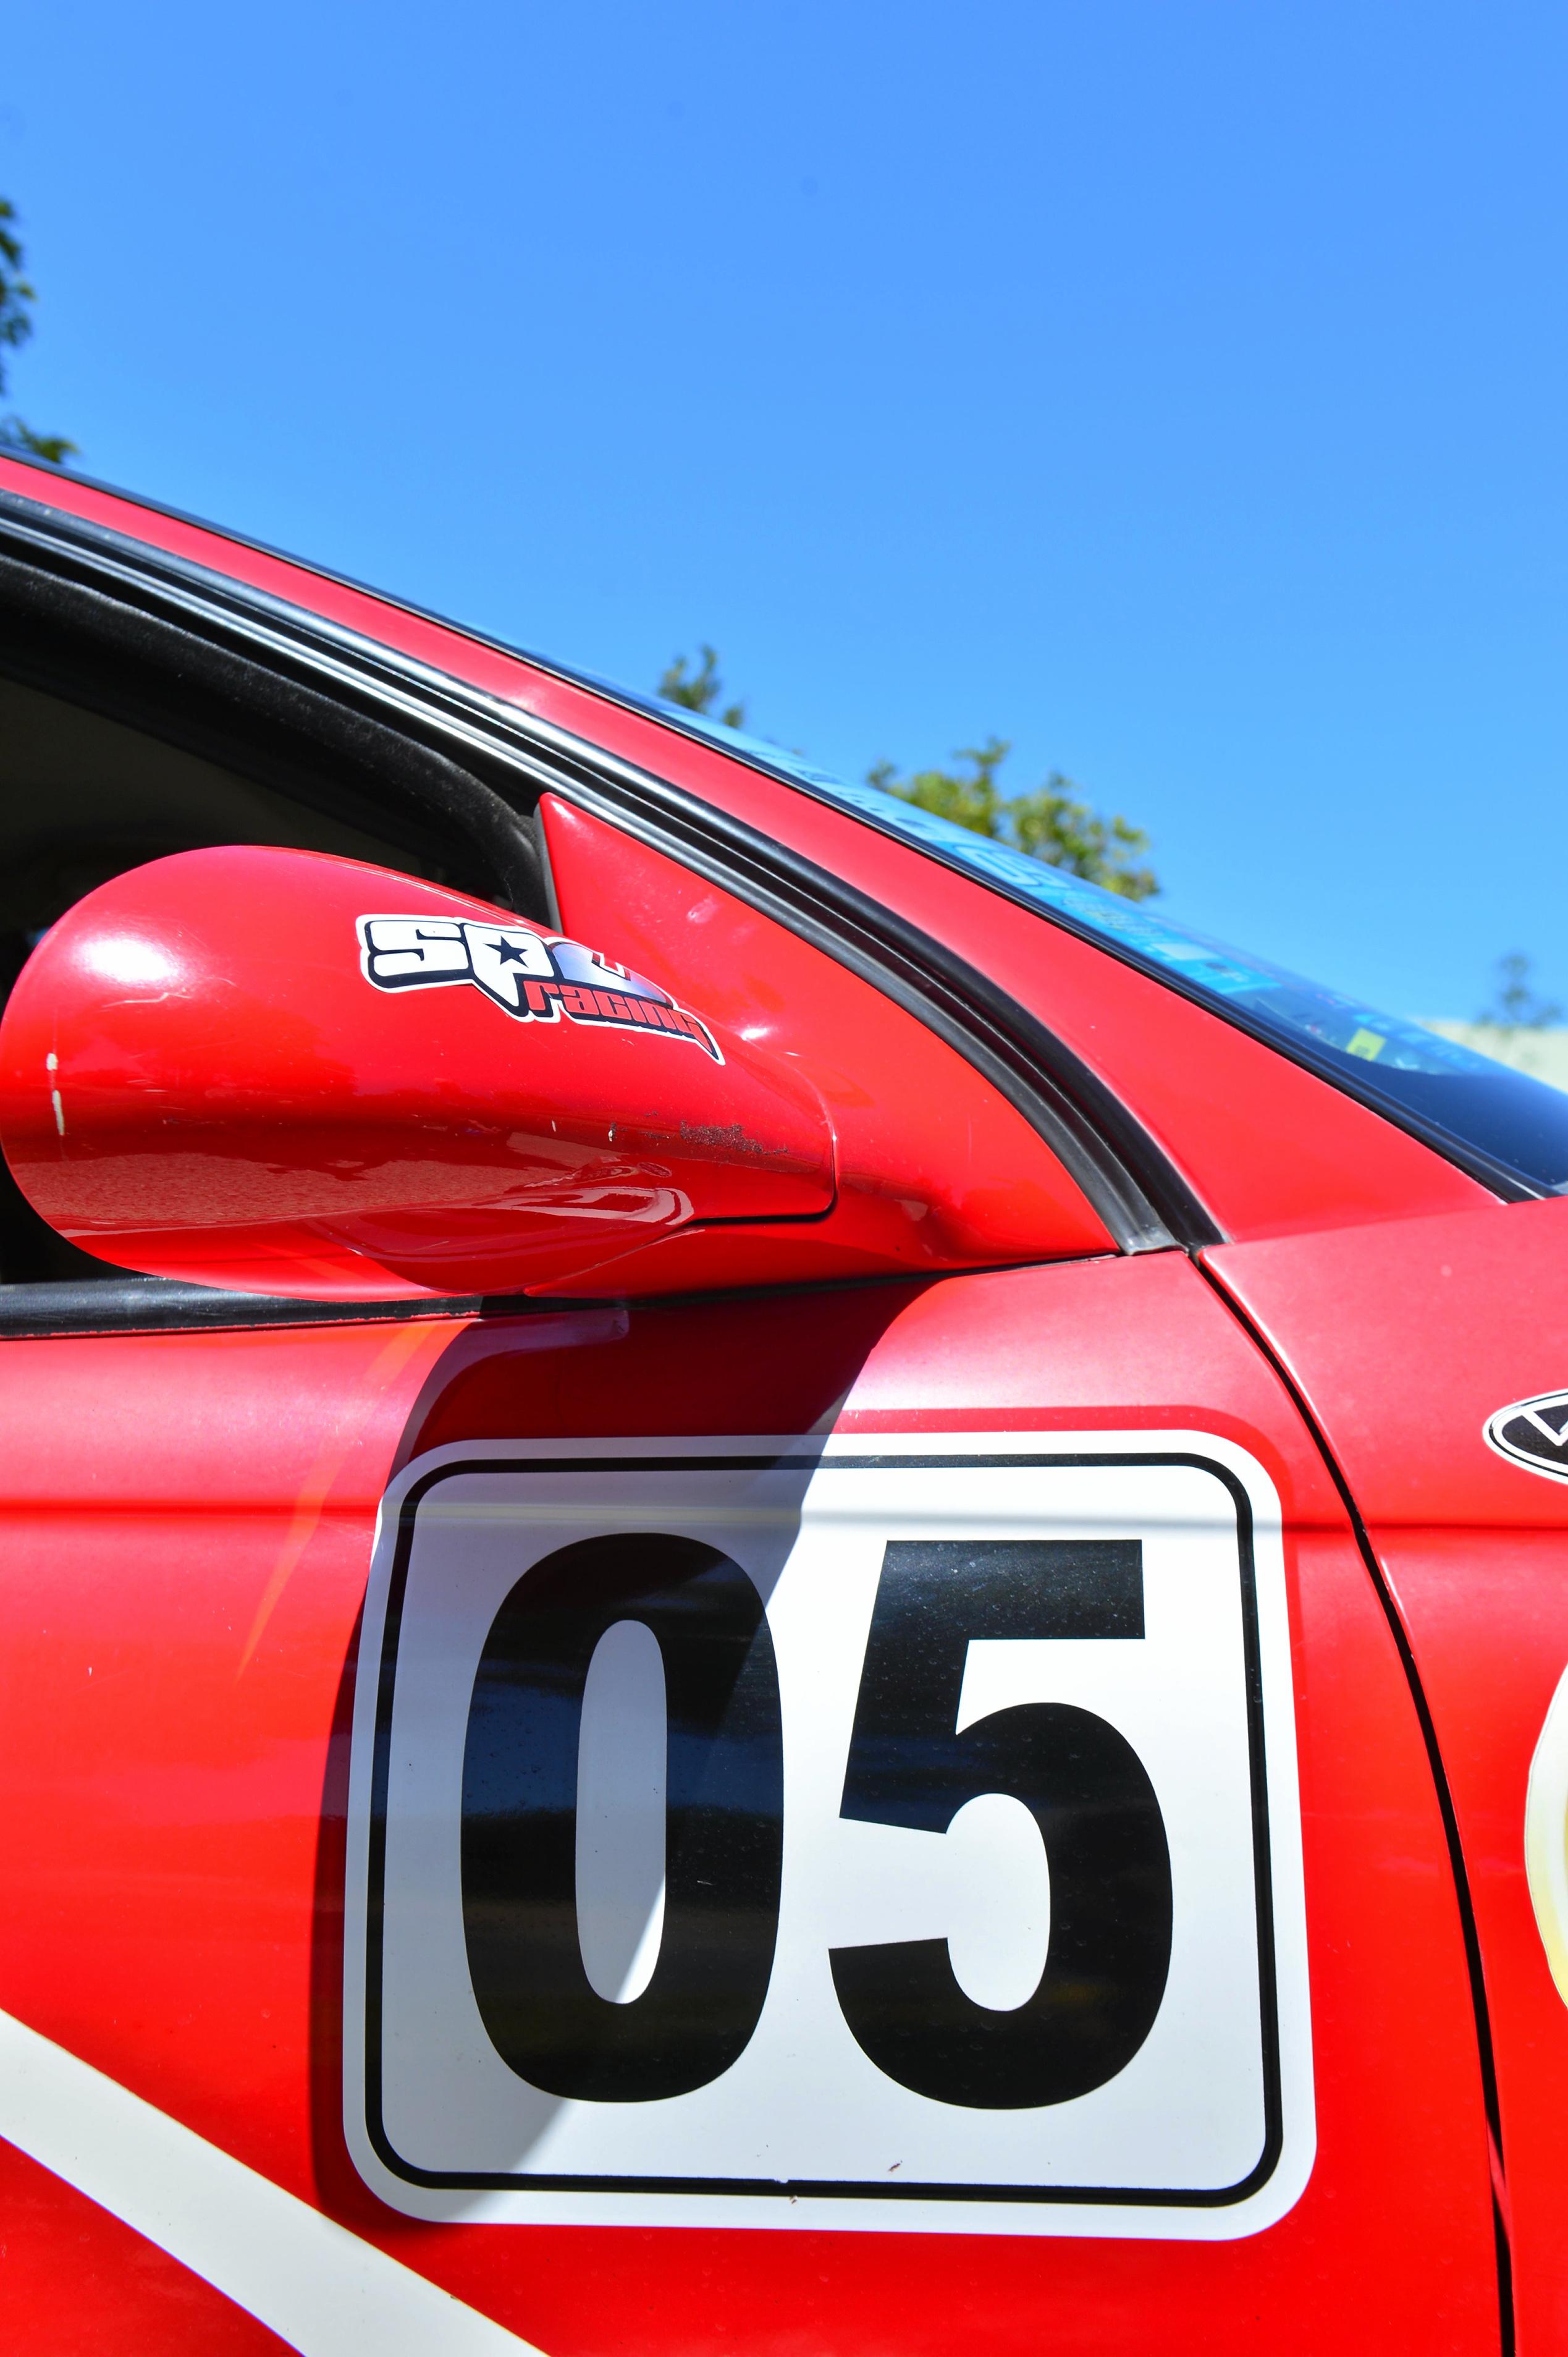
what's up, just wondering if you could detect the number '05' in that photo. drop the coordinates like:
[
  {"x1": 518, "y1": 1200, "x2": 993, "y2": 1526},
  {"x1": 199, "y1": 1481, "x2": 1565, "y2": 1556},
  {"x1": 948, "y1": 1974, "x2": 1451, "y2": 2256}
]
[{"x1": 460, "y1": 1533, "x2": 1173, "y2": 2107}]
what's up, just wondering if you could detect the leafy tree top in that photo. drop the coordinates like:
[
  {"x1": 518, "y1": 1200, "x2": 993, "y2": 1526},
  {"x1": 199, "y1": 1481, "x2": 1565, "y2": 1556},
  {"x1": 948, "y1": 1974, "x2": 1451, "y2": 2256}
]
[
  {"x1": 1480, "y1": 952, "x2": 1563, "y2": 1030},
  {"x1": 869, "y1": 735, "x2": 1158, "y2": 900},
  {"x1": 0, "y1": 199, "x2": 75, "y2": 466},
  {"x1": 657, "y1": 645, "x2": 745, "y2": 730},
  {"x1": 655, "y1": 652, "x2": 1158, "y2": 899}
]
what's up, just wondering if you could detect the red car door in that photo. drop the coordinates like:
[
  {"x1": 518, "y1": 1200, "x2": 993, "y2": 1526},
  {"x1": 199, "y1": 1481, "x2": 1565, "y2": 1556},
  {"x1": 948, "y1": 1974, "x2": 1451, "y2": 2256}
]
[
  {"x1": 0, "y1": 457, "x2": 1507, "y2": 2351},
  {"x1": 0, "y1": 1254, "x2": 1501, "y2": 2355}
]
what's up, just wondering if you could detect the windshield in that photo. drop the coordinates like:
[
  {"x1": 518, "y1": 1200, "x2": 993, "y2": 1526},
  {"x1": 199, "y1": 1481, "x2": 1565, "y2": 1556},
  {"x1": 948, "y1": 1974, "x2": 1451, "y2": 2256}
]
[{"x1": 634, "y1": 696, "x2": 1568, "y2": 1195}]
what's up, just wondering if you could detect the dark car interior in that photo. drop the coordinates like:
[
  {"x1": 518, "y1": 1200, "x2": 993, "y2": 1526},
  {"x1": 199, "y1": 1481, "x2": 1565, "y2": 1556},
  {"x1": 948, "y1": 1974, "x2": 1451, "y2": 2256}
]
[{"x1": 0, "y1": 557, "x2": 552, "y2": 1296}]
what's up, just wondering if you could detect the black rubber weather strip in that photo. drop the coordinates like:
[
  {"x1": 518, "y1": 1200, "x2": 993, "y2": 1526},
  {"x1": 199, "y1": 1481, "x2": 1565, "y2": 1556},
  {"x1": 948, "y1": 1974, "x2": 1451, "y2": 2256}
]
[{"x1": 0, "y1": 1279, "x2": 487, "y2": 1339}]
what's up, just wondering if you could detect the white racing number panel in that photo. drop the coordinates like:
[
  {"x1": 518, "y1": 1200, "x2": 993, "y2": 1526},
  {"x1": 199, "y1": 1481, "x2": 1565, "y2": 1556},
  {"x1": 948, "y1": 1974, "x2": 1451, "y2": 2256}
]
[{"x1": 344, "y1": 1432, "x2": 1313, "y2": 2237}]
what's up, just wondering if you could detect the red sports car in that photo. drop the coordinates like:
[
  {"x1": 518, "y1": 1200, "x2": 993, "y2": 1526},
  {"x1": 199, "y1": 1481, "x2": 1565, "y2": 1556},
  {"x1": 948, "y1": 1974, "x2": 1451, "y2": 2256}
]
[{"x1": 0, "y1": 449, "x2": 1564, "y2": 2355}]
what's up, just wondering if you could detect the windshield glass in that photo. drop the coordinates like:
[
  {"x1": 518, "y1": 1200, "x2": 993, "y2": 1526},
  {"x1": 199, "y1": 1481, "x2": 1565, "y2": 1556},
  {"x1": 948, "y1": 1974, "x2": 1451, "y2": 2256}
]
[{"x1": 636, "y1": 696, "x2": 1568, "y2": 1194}]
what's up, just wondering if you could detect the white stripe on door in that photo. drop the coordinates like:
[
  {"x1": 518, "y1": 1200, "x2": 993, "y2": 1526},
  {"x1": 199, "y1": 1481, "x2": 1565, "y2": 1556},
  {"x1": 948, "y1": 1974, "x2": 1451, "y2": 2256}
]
[{"x1": 0, "y1": 2008, "x2": 544, "y2": 2353}]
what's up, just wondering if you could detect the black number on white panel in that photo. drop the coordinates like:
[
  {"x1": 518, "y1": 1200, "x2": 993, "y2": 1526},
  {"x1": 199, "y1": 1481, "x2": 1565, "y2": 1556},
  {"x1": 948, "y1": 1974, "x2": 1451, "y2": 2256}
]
[
  {"x1": 459, "y1": 1533, "x2": 1171, "y2": 2110},
  {"x1": 461, "y1": 1532, "x2": 784, "y2": 2102},
  {"x1": 830, "y1": 1539, "x2": 1173, "y2": 2107}
]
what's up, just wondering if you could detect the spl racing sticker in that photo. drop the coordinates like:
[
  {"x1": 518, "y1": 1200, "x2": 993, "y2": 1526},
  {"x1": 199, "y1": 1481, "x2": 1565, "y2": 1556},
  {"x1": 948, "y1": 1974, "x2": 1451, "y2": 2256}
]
[
  {"x1": 358, "y1": 913, "x2": 722, "y2": 1059},
  {"x1": 344, "y1": 1432, "x2": 1313, "y2": 2236}
]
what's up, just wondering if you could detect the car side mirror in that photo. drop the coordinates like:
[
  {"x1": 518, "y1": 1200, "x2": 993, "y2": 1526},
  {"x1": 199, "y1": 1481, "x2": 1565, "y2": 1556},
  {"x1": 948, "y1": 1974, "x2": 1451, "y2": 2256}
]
[{"x1": 0, "y1": 847, "x2": 837, "y2": 1300}]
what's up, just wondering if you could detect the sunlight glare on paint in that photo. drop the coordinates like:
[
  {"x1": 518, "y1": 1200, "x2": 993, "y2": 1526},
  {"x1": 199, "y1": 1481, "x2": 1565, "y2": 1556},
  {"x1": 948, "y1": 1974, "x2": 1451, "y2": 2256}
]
[{"x1": 80, "y1": 934, "x2": 180, "y2": 987}]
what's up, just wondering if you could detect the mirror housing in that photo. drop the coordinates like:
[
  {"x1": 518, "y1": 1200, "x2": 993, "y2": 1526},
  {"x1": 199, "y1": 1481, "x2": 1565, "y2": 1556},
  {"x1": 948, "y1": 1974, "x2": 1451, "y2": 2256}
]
[{"x1": 0, "y1": 847, "x2": 837, "y2": 1300}]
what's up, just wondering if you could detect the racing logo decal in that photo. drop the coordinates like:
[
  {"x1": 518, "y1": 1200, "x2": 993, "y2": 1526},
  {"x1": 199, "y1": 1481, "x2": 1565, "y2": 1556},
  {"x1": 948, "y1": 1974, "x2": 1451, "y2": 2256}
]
[
  {"x1": 1484, "y1": 1390, "x2": 1568, "y2": 1482},
  {"x1": 344, "y1": 1432, "x2": 1313, "y2": 2240},
  {"x1": 358, "y1": 915, "x2": 722, "y2": 1060}
]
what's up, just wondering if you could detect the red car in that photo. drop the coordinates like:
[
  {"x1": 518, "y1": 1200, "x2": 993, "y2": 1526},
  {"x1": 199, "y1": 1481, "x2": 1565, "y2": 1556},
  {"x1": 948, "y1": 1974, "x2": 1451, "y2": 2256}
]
[{"x1": 0, "y1": 449, "x2": 1564, "y2": 2356}]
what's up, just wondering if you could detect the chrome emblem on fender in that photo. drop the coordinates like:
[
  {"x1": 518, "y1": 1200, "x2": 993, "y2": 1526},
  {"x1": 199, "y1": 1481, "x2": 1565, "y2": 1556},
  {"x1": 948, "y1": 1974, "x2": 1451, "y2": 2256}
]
[{"x1": 1483, "y1": 1390, "x2": 1568, "y2": 1482}]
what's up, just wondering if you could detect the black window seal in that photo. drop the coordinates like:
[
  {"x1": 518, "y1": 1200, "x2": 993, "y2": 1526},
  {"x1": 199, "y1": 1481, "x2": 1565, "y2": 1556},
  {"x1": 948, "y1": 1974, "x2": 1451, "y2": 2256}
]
[
  {"x1": 0, "y1": 487, "x2": 1228, "y2": 1346},
  {"x1": 0, "y1": 548, "x2": 549, "y2": 920},
  {"x1": 0, "y1": 1279, "x2": 489, "y2": 1341}
]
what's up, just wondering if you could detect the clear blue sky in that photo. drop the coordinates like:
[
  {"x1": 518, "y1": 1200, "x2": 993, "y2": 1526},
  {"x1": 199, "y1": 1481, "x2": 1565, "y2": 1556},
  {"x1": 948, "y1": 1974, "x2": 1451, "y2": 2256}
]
[{"x1": 3, "y1": 2, "x2": 1562, "y2": 1018}]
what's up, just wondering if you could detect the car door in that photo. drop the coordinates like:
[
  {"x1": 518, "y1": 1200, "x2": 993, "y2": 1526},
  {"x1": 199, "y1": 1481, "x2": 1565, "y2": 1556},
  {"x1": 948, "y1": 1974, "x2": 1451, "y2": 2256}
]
[
  {"x1": 0, "y1": 1227, "x2": 1501, "y2": 2357},
  {"x1": 0, "y1": 462, "x2": 1504, "y2": 2352}
]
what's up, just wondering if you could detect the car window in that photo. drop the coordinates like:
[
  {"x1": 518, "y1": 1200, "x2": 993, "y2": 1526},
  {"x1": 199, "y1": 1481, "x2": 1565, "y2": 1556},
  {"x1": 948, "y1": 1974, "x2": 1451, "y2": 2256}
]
[{"x1": 0, "y1": 671, "x2": 512, "y2": 1287}]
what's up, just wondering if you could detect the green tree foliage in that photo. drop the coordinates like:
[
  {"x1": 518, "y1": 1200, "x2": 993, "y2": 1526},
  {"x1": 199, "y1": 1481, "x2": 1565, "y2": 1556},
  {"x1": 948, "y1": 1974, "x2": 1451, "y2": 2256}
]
[
  {"x1": 1480, "y1": 952, "x2": 1562, "y2": 1030},
  {"x1": 654, "y1": 653, "x2": 1157, "y2": 899},
  {"x1": 0, "y1": 199, "x2": 75, "y2": 466},
  {"x1": 657, "y1": 645, "x2": 745, "y2": 730},
  {"x1": 869, "y1": 735, "x2": 1158, "y2": 900}
]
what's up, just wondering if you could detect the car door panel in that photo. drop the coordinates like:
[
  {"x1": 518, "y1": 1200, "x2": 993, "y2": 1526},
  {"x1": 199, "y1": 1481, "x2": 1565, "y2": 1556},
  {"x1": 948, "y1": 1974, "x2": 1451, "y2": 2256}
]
[
  {"x1": 0, "y1": 2135, "x2": 293, "y2": 2354},
  {"x1": 0, "y1": 1246, "x2": 1501, "y2": 2351},
  {"x1": 390, "y1": 1254, "x2": 1498, "y2": 2350},
  {"x1": 0, "y1": 1318, "x2": 463, "y2": 2174}
]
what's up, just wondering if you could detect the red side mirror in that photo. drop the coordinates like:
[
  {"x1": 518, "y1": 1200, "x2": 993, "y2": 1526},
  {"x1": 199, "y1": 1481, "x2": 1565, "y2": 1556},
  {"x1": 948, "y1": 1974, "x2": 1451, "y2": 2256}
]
[{"x1": 0, "y1": 847, "x2": 836, "y2": 1299}]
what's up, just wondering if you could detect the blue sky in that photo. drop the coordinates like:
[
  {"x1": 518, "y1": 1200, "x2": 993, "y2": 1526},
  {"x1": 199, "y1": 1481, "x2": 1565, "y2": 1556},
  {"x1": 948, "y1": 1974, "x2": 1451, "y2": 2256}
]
[{"x1": 2, "y1": 1, "x2": 1562, "y2": 1018}]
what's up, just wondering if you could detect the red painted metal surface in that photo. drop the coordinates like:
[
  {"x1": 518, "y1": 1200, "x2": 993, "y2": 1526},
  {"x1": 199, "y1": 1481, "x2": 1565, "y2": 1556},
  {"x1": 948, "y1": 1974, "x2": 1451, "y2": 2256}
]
[
  {"x1": 0, "y1": 1260, "x2": 1499, "y2": 2351},
  {"x1": 1206, "y1": 1193, "x2": 1568, "y2": 2356},
  {"x1": 0, "y1": 2139, "x2": 290, "y2": 2355}
]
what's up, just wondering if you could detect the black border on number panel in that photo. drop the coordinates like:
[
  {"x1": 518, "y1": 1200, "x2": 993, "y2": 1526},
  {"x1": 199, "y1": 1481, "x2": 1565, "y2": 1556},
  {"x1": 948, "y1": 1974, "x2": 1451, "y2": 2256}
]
[{"x1": 360, "y1": 1447, "x2": 1283, "y2": 2209}]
